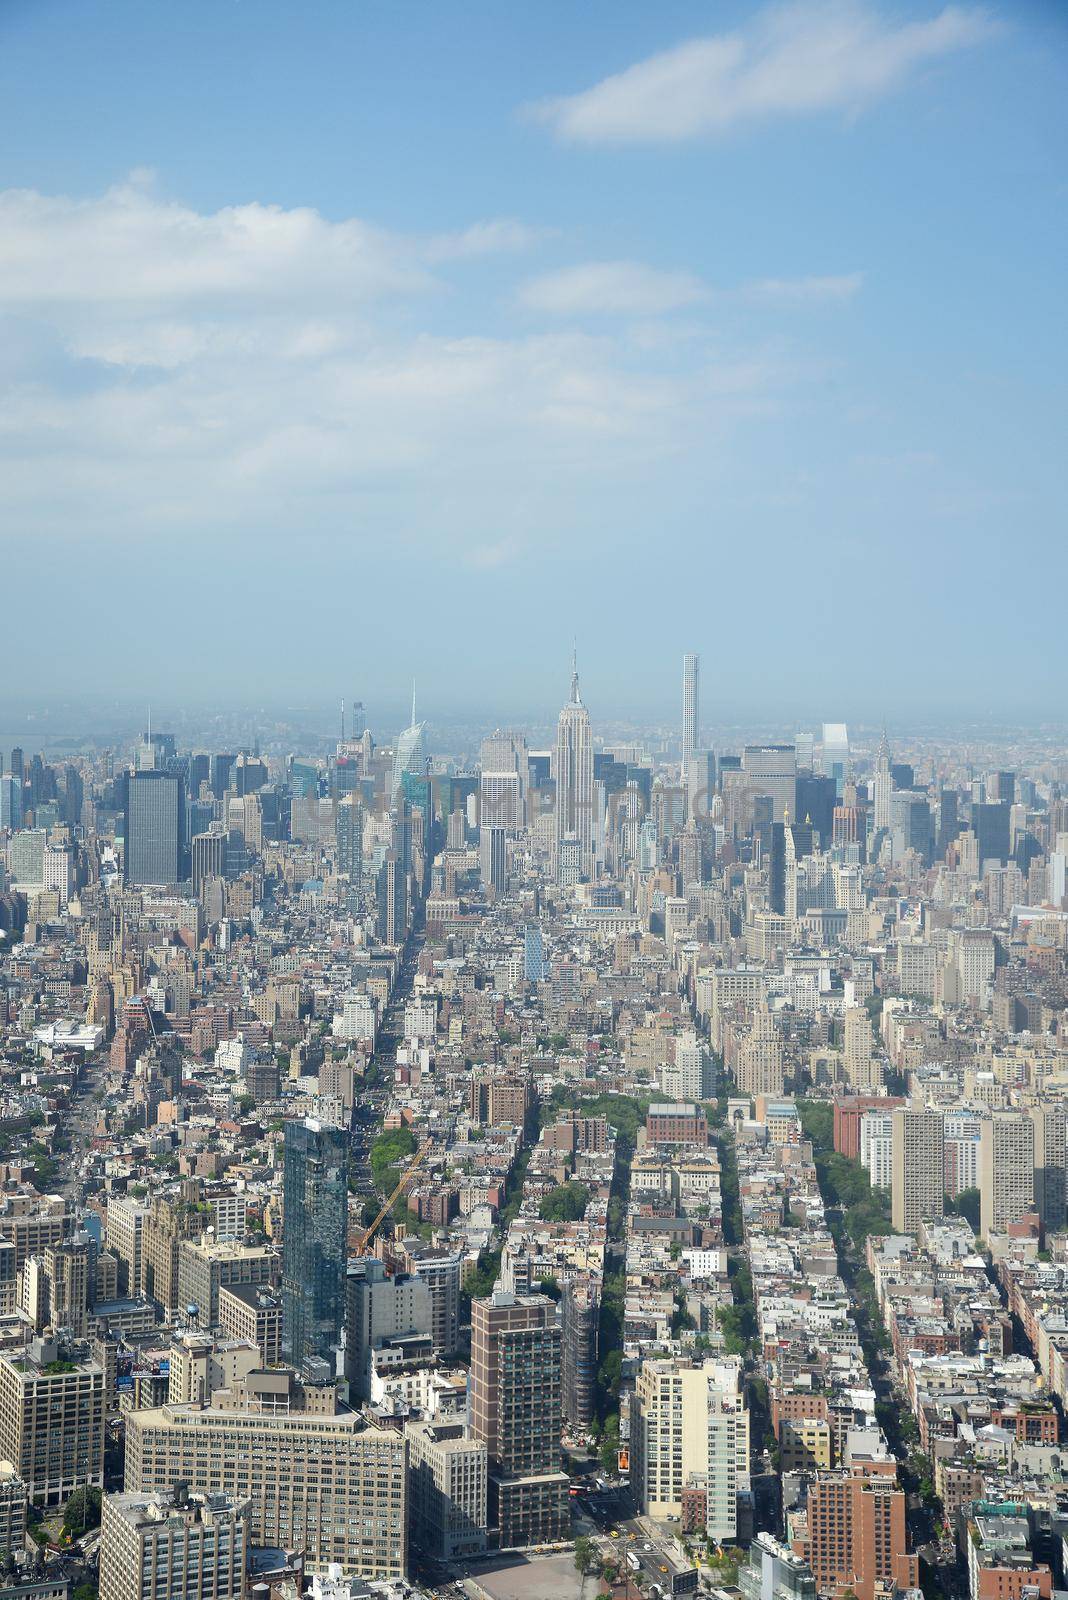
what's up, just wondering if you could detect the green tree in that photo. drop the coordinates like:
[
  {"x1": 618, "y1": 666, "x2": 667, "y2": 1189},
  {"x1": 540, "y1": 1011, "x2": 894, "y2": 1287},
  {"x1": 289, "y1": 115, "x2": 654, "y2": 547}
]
[
  {"x1": 539, "y1": 1181, "x2": 590, "y2": 1222},
  {"x1": 948, "y1": 1187, "x2": 980, "y2": 1229},
  {"x1": 574, "y1": 1537, "x2": 601, "y2": 1577},
  {"x1": 63, "y1": 1485, "x2": 102, "y2": 1537}
]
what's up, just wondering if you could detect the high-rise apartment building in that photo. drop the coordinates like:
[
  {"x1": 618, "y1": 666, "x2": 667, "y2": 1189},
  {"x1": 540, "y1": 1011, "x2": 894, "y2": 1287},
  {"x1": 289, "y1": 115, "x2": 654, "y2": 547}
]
[
  {"x1": 470, "y1": 1291, "x2": 568, "y2": 1549},
  {"x1": 891, "y1": 1108, "x2": 945, "y2": 1233},
  {"x1": 682, "y1": 652, "x2": 700, "y2": 774},
  {"x1": 397, "y1": 1242, "x2": 462, "y2": 1357},
  {"x1": 344, "y1": 1257, "x2": 431, "y2": 1398},
  {"x1": 630, "y1": 1356, "x2": 749, "y2": 1539},
  {"x1": 100, "y1": 1488, "x2": 248, "y2": 1600},
  {"x1": 1030, "y1": 1103, "x2": 1067, "y2": 1236},
  {"x1": 980, "y1": 1112, "x2": 1035, "y2": 1239},
  {"x1": 799, "y1": 1473, "x2": 916, "y2": 1600},
  {"x1": 561, "y1": 1277, "x2": 599, "y2": 1430},
  {"x1": 281, "y1": 1118, "x2": 348, "y2": 1373},
  {"x1": 335, "y1": 793, "x2": 364, "y2": 894},
  {"x1": 553, "y1": 655, "x2": 594, "y2": 883},
  {"x1": 843, "y1": 1007, "x2": 879, "y2": 1090}
]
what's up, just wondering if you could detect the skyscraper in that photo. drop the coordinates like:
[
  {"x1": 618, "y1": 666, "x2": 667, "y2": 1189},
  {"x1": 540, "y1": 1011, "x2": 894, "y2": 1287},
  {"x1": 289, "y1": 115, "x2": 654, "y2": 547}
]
[
  {"x1": 480, "y1": 824, "x2": 506, "y2": 893},
  {"x1": 553, "y1": 652, "x2": 593, "y2": 883},
  {"x1": 391, "y1": 686, "x2": 426, "y2": 802},
  {"x1": 682, "y1": 652, "x2": 700, "y2": 774},
  {"x1": 873, "y1": 731, "x2": 893, "y2": 832},
  {"x1": 335, "y1": 792, "x2": 364, "y2": 894},
  {"x1": 0, "y1": 775, "x2": 22, "y2": 831},
  {"x1": 743, "y1": 744, "x2": 797, "y2": 825},
  {"x1": 125, "y1": 769, "x2": 184, "y2": 886},
  {"x1": 281, "y1": 1117, "x2": 348, "y2": 1374}
]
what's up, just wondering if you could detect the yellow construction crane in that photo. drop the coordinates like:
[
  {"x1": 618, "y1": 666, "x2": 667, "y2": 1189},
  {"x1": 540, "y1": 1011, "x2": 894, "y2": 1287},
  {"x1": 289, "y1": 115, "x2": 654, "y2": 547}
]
[{"x1": 353, "y1": 1137, "x2": 433, "y2": 1254}]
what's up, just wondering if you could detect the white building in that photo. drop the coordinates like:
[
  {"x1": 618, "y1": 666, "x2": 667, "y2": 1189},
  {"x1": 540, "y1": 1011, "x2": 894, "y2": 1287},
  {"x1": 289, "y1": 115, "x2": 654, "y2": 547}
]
[{"x1": 860, "y1": 1111, "x2": 894, "y2": 1191}]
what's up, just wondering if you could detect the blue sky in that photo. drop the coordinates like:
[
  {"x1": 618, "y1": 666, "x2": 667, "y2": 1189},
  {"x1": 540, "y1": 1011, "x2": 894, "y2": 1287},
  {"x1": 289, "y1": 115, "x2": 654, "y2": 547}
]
[{"x1": 1, "y1": 0, "x2": 1065, "y2": 720}]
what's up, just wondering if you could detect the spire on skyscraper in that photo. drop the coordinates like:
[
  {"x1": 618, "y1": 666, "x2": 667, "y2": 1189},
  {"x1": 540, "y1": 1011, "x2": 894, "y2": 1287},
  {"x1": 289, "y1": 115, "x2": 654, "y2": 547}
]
[{"x1": 570, "y1": 646, "x2": 580, "y2": 705}]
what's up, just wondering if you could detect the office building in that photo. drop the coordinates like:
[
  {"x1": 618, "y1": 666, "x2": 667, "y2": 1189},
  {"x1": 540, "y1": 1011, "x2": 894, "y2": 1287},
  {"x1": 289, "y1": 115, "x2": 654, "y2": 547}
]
[
  {"x1": 480, "y1": 824, "x2": 506, "y2": 894},
  {"x1": 470, "y1": 1291, "x2": 568, "y2": 1549},
  {"x1": 405, "y1": 1419, "x2": 487, "y2": 1562},
  {"x1": 980, "y1": 1112, "x2": 1035, "y2": 1239},
  {"x1": 99, "y1": 1488, "x2": 248, "y2": 1600},
  {"x1": 0, "y1": 1338, "x2": 105, "y2": 1507},
  {"x1": 177, "y1": 1238, "x2": 278, "y2": 1328},
  {"x1": 335, "y1": 793, "x2": 364, "y2": 894},
  {"x1": 217, "y1": 1285, "x2": 282, "y2": 1367},
  {"x1": 0, "y1": 776, "x2": 22, "y2": 831},
  {"x1": 480, "y1": 731, "x2": 526, "y2": 832},
  {"x1": 742, "y1": 745, "x2": 796, "y2": 825},
  {"x1": 553, "y1": 654, "x2": 594, "y2": 883},
  {"x1": 891, "y1": 1108, "x2": 945, "y2": 1234},
  {"x1": 125, "y1": 1390, "x2": 406, "y2": 1576},
  {"x1": 191, "y1": 830, "x2": 226, "y2": 898},
  {"x1": 391, "y1": 688, "x2": 426, "y2": 802},
  {"x1": 281, "y1": 1118, "x2": 348, "y2": 1372},
  {"x1": 873, "y1": 732, "x2": 893, "y2": 832},
  {"x1": 8, "y1": 830, "x2": 45, "y2": 887},
  {"x1": 126, "y1": 770, "x2": 184, "y2": 886}
]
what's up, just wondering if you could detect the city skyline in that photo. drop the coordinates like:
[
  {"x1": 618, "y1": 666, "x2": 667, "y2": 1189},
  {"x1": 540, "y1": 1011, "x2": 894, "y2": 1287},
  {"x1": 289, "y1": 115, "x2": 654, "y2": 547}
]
[{"x1": 1, "y1": 1, "x2": 1066, "y2": 707}]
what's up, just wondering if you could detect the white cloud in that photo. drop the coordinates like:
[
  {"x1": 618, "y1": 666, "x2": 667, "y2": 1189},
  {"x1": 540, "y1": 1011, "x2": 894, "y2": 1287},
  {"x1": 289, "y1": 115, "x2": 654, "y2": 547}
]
[
  {"x1": 465, "y1": 535, "x2": 525, "y2": 570},
  {"x1": 529, "y1": 1, "x2": 995, "y2": 144},
  {"x1": 743, "y1": 272, "x2": 863, "y2": 303},
  {"x1": 426, "y1": 218, "x2": 547, "y2": 261},
  {"x1": 0, "y1": 180, "x2": 430, "y2": 307},
  {"x1": 518, "y1": 260, "x2": 707, "y2": 316},
  {"x1": 0, "y1": 183, "x2": 801, "y2": 556}
]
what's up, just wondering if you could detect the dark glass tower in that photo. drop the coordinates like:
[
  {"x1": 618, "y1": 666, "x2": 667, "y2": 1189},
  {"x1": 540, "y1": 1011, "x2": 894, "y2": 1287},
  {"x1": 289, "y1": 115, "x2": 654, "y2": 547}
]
[
  {"x1": 125, "y1": 769, "x2": 184, "y2": 885},
  {"x1": 281, "y1": 1117, "x2": 348, "y2": 1373}
]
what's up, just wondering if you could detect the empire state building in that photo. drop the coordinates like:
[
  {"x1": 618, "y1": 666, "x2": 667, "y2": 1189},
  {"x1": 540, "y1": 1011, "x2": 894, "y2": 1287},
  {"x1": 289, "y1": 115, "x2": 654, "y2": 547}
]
[{"x1": 553, "y1": 653, "x2": 593, "y2": 883}]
